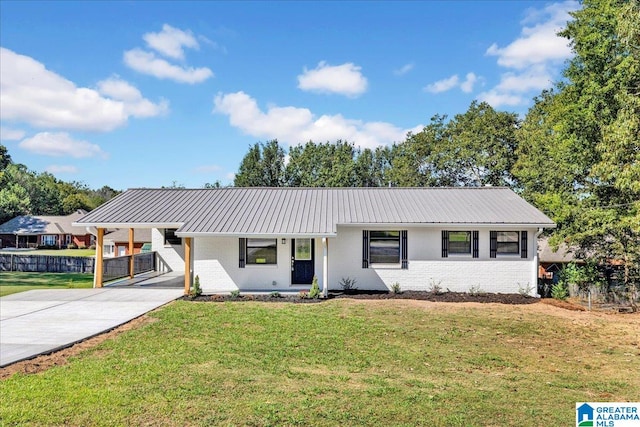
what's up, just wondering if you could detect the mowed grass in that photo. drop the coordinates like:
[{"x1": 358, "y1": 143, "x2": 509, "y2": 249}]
[
  {"x1": 0, "y1": 272, "x2": 93, "y2": 296},
  {"x1": 1, "y1": 300, "x2": 639, "y2": 426},
  {"x1": 0, "y1": 249, "x2": 96, "y2": 256}
]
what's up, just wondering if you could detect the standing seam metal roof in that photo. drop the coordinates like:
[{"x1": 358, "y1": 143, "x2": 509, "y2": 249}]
[{"x1": 75, "y1": 187, "x2": 555, "y2": 235}]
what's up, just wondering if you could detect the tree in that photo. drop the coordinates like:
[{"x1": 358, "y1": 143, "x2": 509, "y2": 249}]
[
  {"x1": 234, "y1": 140, "x2": 285, "y2": 187},
  {"x1": 515, "y1": 0, "x2": 640, "y2": 294}
]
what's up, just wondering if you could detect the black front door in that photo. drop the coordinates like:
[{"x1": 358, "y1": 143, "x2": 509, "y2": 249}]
[{"x1": 291, "y1": 238, "x2": 314, "y2": 285}]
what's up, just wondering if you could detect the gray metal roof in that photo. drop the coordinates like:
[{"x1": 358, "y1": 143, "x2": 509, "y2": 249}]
[
  {"x1": 75, "y1": 187, "x2": 555, "y2": 236},
  {"x1": 0, "y1": 210, "x2": 89, "y2": 235}
]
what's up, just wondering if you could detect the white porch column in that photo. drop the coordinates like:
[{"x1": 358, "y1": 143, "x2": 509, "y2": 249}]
[{"x1": 322, "y1": 237, "x2": 329, "y2": 297}]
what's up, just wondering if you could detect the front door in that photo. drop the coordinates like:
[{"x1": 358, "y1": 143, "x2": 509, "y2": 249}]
[{"x1": 291, "y1": 238, "x2": 314, "y2": 285}]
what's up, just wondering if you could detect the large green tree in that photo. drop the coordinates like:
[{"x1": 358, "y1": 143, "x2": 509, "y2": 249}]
[
  {"x1": 514, "y1": 0, "x2": 640, "y2": 293},
  {"x1": 234, "y1": 140, "x2": 286, "y2": 187}
]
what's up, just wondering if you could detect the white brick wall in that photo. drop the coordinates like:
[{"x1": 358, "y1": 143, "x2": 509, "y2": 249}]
[
  {"x1": 152, "y1": 228, "x2": 185, "y2": 272},
  {"x1": 188, "y1": 226, "x2": 539, "y2": 296}
]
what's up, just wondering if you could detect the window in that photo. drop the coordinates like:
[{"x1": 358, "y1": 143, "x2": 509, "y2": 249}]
[
  {"x1": 497, "y1": 231, "x2": 519, "y2": 254},
  {"x1": 294, "y1": 238, "x2": 312, "y2": 260},
  {"x1": 370, "y1": 231, "x2": 400, "y2": 264},
  {"x1": 164, "y1": 228, "x2": 181, "y2": 245},
  {"x1": 246, "y1": 238, "x2": 277, "y2": 265},
  {"x1": 448, "y1": 231, "x2": 471, "y2": 254},
  {"x1": 41, "y1": 235, "x2": 57, "y2": 246},
  {"x1": 65, "y1": 235, "x2": 72, "y2": 245}
]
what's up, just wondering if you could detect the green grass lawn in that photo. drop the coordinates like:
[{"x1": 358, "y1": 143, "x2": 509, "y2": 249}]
[
  {"x1": 0, "y1": 272, "x2": 94, "y2": 296},
  {"x1": 0, "y1": 249, "x2": 95, "y2": 256},
  {"x1": 1, "y1": 300, "x2": 638, "y2": 426}
]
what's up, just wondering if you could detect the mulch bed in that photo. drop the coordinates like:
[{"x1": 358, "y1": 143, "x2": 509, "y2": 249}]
[{"x1": 185, "y1": 290, "x2": 538, "y2": 305}]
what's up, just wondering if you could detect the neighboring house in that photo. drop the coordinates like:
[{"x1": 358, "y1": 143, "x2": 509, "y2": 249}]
[
  {"x1": 0, "y1": 210, "x2": 94, "y2": 249},
  {"x1": 103, "y1": 228, "x2": 152, "y2": 257},
  {"x1": 75, "y1": 187, "x2": 555, "y2": 296},
  {"x1": 537, "y1": 237, "x2": 580, "y2": 283}
]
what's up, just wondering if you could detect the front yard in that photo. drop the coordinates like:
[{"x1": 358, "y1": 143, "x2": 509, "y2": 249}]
[
  {"x1": 1, "y1": 299, "x2": 638, "y2": 426},
  {"x1": 0, "y1": 272, "x2": 93, "y2": 297}
]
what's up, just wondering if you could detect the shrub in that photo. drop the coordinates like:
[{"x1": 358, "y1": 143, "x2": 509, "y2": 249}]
[
  {"x1": 88, "y1": 244, "x2": 96, "y2": 250},
  {"x1": 67, "y1": 243, "x2": 78, "y2": 249},
  {"x1": 229, "y1": 289, "x2": 241, "y2": 299},
  {"x1": 309, "y1": 276, "x2": 321, "y2": 299},
  {"x1": 518, "y1": 282, "x2": 535, "y2": 297},
  {"x1": 468, "y1": 285, "x2": 485, "y2": 296},
  {"x1": 391, "y1": 282, "x2": 402, "y2": 294},
  {"x1": 190, "y1": 275, "x2": 202, "y2": 298},
  {"x1": 298, "y1": 290, "x2": 309, "y2": 299},
  {"x1": 551, "y1": 282, "x2": 569, "y2": 300},
  {"x1": 269, "y1": 291, "x2": 281, "y2": 298},
  {"x1": 428, "y1": 279, "x2": 443, "y2": 294},
  {"x1": 339, "y1": 277, "x2": 358, "y2": 292}
]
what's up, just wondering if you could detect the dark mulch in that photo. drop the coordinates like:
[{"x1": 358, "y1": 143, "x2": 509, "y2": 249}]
[{"x1": 184, "y1": 290, "x2": 538, "y2": 305}]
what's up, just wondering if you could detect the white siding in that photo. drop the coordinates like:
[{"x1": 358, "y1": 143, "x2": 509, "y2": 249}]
[
  {"x1": 190, "y1": 226, "x2": 539, "y2": 296},
  {"x1": 152, "y1": 228, "x2": 185, "y2": 272}
]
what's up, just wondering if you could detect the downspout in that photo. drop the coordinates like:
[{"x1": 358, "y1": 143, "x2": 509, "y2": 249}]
[
  {"x1": 533, "y1": 228, "x2": 544, "y2": 297},
  {"x1": 322, "y1": 237, "x2": 329, "y2": 298}
]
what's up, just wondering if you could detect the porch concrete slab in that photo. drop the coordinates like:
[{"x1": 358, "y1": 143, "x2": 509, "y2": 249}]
[{"x1": 0, "y1": 288, "x2": 183, "y2": 367}]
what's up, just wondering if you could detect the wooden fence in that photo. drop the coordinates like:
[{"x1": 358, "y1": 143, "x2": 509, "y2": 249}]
[
  {"x1": 0, "y1": 254, "x2": 95, "y2": 273},
  {"x1": 103, "y1": 252, "x2": 156, "y2": 282}
]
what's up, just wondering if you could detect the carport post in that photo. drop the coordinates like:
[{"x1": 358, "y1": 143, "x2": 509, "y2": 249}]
[
  {"x1": 184, "y1": 237, "x2": 192, "y2": 295},
  {"x1": 128, "y1": 228, "x2": 135, "y2": 279},
  {"x1": 96, "y1": 228, "x2": 104, "y2": 287}
]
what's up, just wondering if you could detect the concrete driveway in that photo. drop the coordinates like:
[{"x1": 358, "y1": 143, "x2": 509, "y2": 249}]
[{"x1": 0, "y1": 288, "x2": 183, "y2": 367}]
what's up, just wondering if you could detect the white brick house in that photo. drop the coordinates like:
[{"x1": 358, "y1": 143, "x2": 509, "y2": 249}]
[{"x1": 75, "y1": 187, "x2": 555, "y2": 296}]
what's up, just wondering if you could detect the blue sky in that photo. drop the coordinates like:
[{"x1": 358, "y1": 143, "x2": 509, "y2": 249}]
[{"x1": 0, "y1": 1, "x2": 579, "y2": 190}]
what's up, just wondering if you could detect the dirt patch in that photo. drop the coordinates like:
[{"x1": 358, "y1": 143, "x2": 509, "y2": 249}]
[
  {"x1": 186, "y1": 290, "x2": 538, "y2": 305},
  {"x1": 0, "y1": 315, "x2": 157, "y2": 381},
  {"x1": 540, "y1": 298, "x2": 586, "y2": 311}
]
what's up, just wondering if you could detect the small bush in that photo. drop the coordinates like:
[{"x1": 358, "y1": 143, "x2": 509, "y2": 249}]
[
  {"x1": 391, "y1": 282, "x2": 402, "y2": 294},
  {"x1": 67, "y1": 243, "x2": 78, "y2": 249},
  {"x1": 429, "y1": 279, "x2": 443, "y2": 294},
  {"x1": 230, "y1": 290, "x2": 241, "y2": 299},
  {"x1": 88, "y1": 244, "x2": 96, "y2": 250},
  {"x1": 190, "y1": 275, "x2": 202, "y2": 298},
  {"x1": 309, "y1": 276, "x2": 321, "y2": 299},
  {"x1": 518, "y1": 282, "x2": 535, "y2": 297},
  {"x1": 340, "y1": 277, "x2": 358, "y2": 292},
  {"x1": 551, "y1": 282, "x2": 569, "y2": 300},
  {"x1": 468, "y1": 285, "x2": 485, "y2": 296},
  {"x1": 269, "y1": 291, "x2": 281, "y2": 298}
]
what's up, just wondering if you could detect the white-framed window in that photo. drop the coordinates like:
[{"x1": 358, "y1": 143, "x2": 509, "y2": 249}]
[
  {"x1": 497, "y1": 231, "x2": 520, "y2": 254},
  {"x1": 246, "y1": 238, "x2": 277, "y2": 265},
  {"x1": 370, "y1": 231, "x2": 401, "y2": 264},
  {"x1": 41, "y1": 235, "x2": 57, "y2": 246}
]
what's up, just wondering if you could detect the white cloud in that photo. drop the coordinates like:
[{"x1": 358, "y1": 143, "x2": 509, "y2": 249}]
[
  {"x1": 195, "y1": 164, "x2": 222, "y2": 173},
  {"x1": 0, "y1": 126, "x2": 25, "y2": 141},
  {"x1": 460, "y1": 73, "x2": 478, "y2": 93},
  {"x1": 480, "y1": 0, "x2": 579, "y2": 108},
  {"x1": 19, "y1": 132, "x2": 107, "y2": 158},
  {"x1": 297, "y1": 61, "x2": 368, "y2": 97},
  {"x1": 424, "y1": 75, "x2": 459, "y2": 94},
  {"x1": 124, "y1": 48, "x2": 213, "y2": 84},
  {"x1": 213, "y1": 91, "x2": 421, "y2": 149},
  {"x1": 394, "y1": 63, "x2": 414, "y2": 76},
  {"x1": 143, "y1": 24, "x2": 199, "y2": 60},
  {"x1": 486, "y1": 1, "x2": 577, "y2": 69},
  {"x1": 46, "y1": 164, "x2": 79, "y2": 174},
  {"x1": 0, "y1": 48, "x2": 167, "y2": 131},
  {"x1": 97, "y1": 76, "x2": 169, "y2": 117}
]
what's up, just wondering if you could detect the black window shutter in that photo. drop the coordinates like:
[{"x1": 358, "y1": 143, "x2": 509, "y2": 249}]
[
  {"x1": 521, "y1": 231, "x2": 528, "y2": 258},
  {"x1": 441, "y1": 230, "x2": 449, "y2": 258},
  {"x1": 362, "y1": 230, "x2": 369, "y2": 268},
  {"x1": 239, "y1": 238, "x2": 246, "y2": 268},
  {"x1": 490, "y1": 231, "x2": 497, "y2": 258},
  {"x1": 472, "y1": 231, "x2": 479, "y2": 258},
  {"x1": 401, "y1": 230, "x2": 408, "y2": 269}
]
